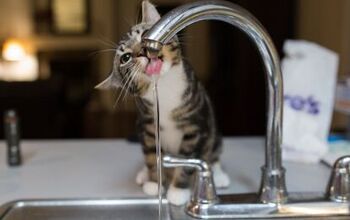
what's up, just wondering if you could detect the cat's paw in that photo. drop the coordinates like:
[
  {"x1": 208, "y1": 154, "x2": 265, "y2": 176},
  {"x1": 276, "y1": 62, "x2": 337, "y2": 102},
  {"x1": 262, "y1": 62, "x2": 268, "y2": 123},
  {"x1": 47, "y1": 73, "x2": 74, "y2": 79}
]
[
  {"x1": 166, "y1": 185, "x2": 190, "y2": 206},
  {"x1": 136, "y1": 166, "x2": 149, "y2": 185},
  {"x1": 213, "y1": 162, "x2": 230, "y2": 188},
  {"x1": 142, "y1": 181, "x2": 158, "y2": 196}
]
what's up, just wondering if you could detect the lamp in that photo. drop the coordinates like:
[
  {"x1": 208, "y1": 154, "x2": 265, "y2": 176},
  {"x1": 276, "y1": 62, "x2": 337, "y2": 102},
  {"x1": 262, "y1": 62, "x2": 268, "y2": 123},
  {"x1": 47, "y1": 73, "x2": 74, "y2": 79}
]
[
  {"x1": 2, "y1": 39, "x2": 26, "y2": 61},
  {"x1": 0, "y1": 38, "x2": 38, "y2": 81}
]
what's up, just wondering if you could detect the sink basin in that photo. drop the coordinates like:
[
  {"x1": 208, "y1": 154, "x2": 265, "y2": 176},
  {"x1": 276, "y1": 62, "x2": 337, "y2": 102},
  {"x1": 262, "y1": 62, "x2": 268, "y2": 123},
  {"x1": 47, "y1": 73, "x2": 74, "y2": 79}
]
[
  {"x1": 0, "y1": 198, "x2": 171, "y2": 220},
  {"x1": 0, "y1": 197, "x2": 350, "y2": 220}
]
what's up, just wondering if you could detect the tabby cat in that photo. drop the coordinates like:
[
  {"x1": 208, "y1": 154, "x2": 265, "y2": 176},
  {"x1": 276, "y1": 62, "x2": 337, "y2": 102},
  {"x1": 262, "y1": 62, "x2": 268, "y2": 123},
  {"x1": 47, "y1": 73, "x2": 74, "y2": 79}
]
[{"x1": 97, "y1": 0, "x2": 230, "y2": 205}]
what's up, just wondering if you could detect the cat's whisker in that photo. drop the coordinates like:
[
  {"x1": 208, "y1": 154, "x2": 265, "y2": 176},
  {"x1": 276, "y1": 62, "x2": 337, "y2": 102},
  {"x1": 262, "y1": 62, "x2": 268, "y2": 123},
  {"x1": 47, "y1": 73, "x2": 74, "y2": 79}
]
[
  {"x1": 122, "y1": 17, "x2": 134, "y2": 30},
  {"x1": 88, "y1": 49, "x2": 117, "y2": 57},
  {"x1": 96, "y1": 37, "x2": 118, "y2": 49},
  {"x1": 114, "y1": 63, "x2": 140, "y2": 108},
  {"x1": 121, "y1": 78, "x2": 133, "y2": 101},
  {"x1": 112, "y1": 86, "x2": 127, "y2": 109},
  {"x1": 135, "y1": 7, "x2": 142, "y2": 25},
  {"x1": 113, "y1": 79, "x2": 123, "y2": 109},
  {"x1": 113, "y1": 69, "x2": 134, "y2": 109},
  {"x1": 127, "y1": 64, "x2": 142, "y2": 91},
  {"x1": 121, "y1": 66, "x2": 136, "y2": 90},
  {"x1": 122, "y1": 65, "x2": 137, "y2": 93},
  {"x1": 112, "y1": 90, "x2": 124, "y2": 109},
  {"x1": 113, "y1": 70, "x2": 134, "y2": 109},
  {"x1": 175, "y1": 34, "x2": 193, "y2": 45},
  {"x1": 176, "y1": 34, "x2": 193, "y2": 40},
  {"x1": 135, "y1": 66, "x2": 142, "y2": 82},
  {"x1": 117, "y1": 82, "x2": 132, "y2": 102},
  {"x1": 123, "y1": 64, "x2": 141, "y2": 101},
  {"x1": 130, "y1": 65, "x2": 143, "y2": 93},
  {"x1": 176, "y1": 40, "x2": 190, "y2": 47}
]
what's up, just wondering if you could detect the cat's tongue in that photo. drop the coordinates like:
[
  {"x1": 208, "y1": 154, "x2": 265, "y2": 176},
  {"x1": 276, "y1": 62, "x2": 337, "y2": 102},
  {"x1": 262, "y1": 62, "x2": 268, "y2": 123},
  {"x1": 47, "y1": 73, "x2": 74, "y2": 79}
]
[{"x1": 145, "y1": 58, "x2": 162, "y2": 76}]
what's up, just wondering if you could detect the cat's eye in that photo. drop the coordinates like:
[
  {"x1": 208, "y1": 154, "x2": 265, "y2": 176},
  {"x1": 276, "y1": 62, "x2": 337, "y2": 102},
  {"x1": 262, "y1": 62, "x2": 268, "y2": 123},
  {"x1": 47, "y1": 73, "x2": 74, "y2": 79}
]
[{"x1": 120, "y1": 53, "x2": 132, "y2": 64}]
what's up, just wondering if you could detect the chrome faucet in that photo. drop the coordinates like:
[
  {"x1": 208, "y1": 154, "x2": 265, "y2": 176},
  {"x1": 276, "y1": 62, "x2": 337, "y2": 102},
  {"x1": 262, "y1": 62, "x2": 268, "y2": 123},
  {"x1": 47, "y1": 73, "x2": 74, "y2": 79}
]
[
  {"x1": 143, "y1": 0, "x2": 350, "y2": 219},
  {"x1": 143, "y1": 0, "x2": 286, "y2": 203}
]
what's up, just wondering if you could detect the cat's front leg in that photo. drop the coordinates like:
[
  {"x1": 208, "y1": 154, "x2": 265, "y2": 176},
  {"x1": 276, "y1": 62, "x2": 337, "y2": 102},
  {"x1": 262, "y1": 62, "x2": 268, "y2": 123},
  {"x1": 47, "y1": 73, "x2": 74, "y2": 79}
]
[
  {"x1": 166, "y1": 127, "x2": 201, "y2": 205},
  {"x1": 142, "y1": 152, "x2": 161, "y2": 196},
  {"x1": 138, "y1": 125, "x2": 160, "y2": 196},
  {"x1": 167, "y1": 167, "x2": 191, "y2": 206}
]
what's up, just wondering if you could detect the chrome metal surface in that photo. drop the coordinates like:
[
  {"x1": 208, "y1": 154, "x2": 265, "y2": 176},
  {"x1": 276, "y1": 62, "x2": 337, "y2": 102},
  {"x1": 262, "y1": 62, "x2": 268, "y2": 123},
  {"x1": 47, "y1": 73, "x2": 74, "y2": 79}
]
[
  {"x1": 328, "y1": 155, "x2": 350, "y2": 202},
  {"x1": 163, "y1": 155, "x2": 218, "y2": 206},
  {"x1": 163, "y1": 155, "x2": 210, "y2": 172},
  {"x1": 142, "y1": 0, "x2": 287, "y2": 204},
  {"x1": 184, "y1": 193, "x2": 350, "y2": 219},
  {"x1": 1, "y1": 196, "x2": 350, "y2": 220},
  {"x1": 0, "y1": 198, "x2": 170, "y2": 220}
]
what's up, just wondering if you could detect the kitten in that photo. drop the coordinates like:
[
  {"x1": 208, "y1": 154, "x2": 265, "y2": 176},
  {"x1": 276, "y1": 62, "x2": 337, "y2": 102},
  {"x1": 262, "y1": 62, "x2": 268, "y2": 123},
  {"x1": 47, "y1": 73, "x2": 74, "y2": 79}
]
[{"x1": 97, "y1": 0, "x2": 230, "y2": 205}]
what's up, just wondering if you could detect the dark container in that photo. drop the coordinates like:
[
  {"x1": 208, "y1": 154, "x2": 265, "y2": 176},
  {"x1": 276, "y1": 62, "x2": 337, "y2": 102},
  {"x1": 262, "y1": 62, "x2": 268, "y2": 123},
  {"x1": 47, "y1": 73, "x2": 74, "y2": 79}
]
[{"x1": 4, "y1": 110, "x2": 22, "y2": 166}]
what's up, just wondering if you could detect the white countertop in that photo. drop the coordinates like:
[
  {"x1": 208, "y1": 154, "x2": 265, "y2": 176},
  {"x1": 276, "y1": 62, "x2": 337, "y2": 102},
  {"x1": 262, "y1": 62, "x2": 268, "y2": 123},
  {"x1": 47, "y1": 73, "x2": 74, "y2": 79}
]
[{"x1": 0, "y1": 137, "x2": 331, "y2": 205}]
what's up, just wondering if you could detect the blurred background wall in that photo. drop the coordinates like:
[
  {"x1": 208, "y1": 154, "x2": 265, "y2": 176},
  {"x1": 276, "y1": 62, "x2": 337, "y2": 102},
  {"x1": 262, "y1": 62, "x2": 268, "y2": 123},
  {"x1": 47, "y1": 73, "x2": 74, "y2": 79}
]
[
  {"x1": 295, "y1": 0, "x2": 350, "y2": 132},
  {"x1": 0, "y1": 0, "x2": 348, "y2": 139}
]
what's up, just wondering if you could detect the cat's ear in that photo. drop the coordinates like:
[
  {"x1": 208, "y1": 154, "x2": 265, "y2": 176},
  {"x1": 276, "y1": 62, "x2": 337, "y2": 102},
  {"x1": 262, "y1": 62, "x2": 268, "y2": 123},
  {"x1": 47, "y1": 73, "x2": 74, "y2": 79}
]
[
  {"x1": 141, "y1": 1, "x2": 160, "y2": 25},
  {"x1": 95, "y1": 74, "x2": 117, "y2": 90}
]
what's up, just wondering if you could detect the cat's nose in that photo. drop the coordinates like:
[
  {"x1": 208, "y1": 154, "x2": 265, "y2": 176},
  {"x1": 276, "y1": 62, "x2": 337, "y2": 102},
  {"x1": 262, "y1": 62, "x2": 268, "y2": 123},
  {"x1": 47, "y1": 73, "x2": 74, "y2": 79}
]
[{"x1": 138, "y1": 47, "x2": 147, "y2": 57}]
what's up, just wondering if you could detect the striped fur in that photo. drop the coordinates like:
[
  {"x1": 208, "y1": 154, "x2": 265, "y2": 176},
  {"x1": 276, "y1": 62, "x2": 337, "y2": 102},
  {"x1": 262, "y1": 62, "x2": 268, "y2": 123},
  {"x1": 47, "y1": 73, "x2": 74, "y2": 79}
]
[
  {"x1": 97, "y1": 1, "x2": 225, "y2": 197},
  {"x1": 136, "y1": 38, "x2": 222, "y2": 188}
]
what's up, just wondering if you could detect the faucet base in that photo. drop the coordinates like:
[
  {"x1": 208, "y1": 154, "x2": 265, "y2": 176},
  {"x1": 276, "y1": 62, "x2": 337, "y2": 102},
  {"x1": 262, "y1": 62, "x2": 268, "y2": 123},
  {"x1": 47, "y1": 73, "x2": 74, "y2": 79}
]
[
  {"x1": 183, "y1": 192, "x2": 350, "y2": 219},
  {"x1": 259, "y1": 166, "x2": 288, "y2": 203}
]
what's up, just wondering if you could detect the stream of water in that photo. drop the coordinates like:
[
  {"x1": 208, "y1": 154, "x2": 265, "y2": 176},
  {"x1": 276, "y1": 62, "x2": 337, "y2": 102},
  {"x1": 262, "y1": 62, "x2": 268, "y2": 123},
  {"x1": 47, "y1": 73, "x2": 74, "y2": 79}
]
[{"x1": 152, "y1": 77, "x2": 163, "y2": 220}]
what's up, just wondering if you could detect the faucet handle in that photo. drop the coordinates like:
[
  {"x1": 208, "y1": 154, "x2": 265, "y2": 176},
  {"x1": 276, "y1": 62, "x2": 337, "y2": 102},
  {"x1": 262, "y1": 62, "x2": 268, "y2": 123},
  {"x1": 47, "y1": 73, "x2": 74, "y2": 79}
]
[
  {"x1": 327, "y1": 155, "x2": 350, "y2": 202},
  {"x1": 163, "y1": 155, "x2": 210, "y2": 172},
  {"x1": 163, "y1": 155, "x2": 218, "y2": 205}
]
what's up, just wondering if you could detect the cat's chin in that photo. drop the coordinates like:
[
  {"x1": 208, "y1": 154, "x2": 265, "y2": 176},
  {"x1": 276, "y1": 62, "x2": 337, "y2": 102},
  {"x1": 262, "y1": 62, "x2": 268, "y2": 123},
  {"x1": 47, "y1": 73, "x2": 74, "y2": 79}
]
[{"x1": 145, "y1": 58, "x2": 163, "y2": 76}]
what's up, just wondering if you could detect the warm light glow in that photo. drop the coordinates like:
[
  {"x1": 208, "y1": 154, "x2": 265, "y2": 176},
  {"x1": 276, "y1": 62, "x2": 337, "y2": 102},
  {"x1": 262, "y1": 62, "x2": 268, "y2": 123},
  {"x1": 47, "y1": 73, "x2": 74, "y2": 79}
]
[
  {"x1": 2, "y1": 39, "x2": 26, "y2": 61},
  {"x1": 0, "y1": 39, "x2": 38, "y2": 81},
  {"x1": 0, "y1": 54, "x2": 39, "y2": 81}
]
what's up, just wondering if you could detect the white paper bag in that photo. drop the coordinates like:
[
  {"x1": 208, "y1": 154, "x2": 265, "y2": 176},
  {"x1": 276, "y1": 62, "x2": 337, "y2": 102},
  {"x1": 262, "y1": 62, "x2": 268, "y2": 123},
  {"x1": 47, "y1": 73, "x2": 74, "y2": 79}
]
[{"x1": 282, "y1": 40, "x2": 339, "y2": 163}]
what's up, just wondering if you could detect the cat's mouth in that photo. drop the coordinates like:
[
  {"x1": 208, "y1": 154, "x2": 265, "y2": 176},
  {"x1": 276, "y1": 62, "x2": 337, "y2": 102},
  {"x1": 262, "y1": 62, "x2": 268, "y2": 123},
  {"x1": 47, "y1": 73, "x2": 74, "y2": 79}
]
[
  {"x1": 137, "y1": 52, "x2": 163, "y2": 76},
  {"x1": 145, "y1": 58, "x2": 163, "y2": 76}
]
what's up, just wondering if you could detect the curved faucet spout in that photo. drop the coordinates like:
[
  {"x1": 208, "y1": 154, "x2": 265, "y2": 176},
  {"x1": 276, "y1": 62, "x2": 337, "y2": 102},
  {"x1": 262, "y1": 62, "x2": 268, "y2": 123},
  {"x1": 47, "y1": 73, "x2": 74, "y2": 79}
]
[{"x1": 142, "y1": 0, "x2": 287, "y2": 204}]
